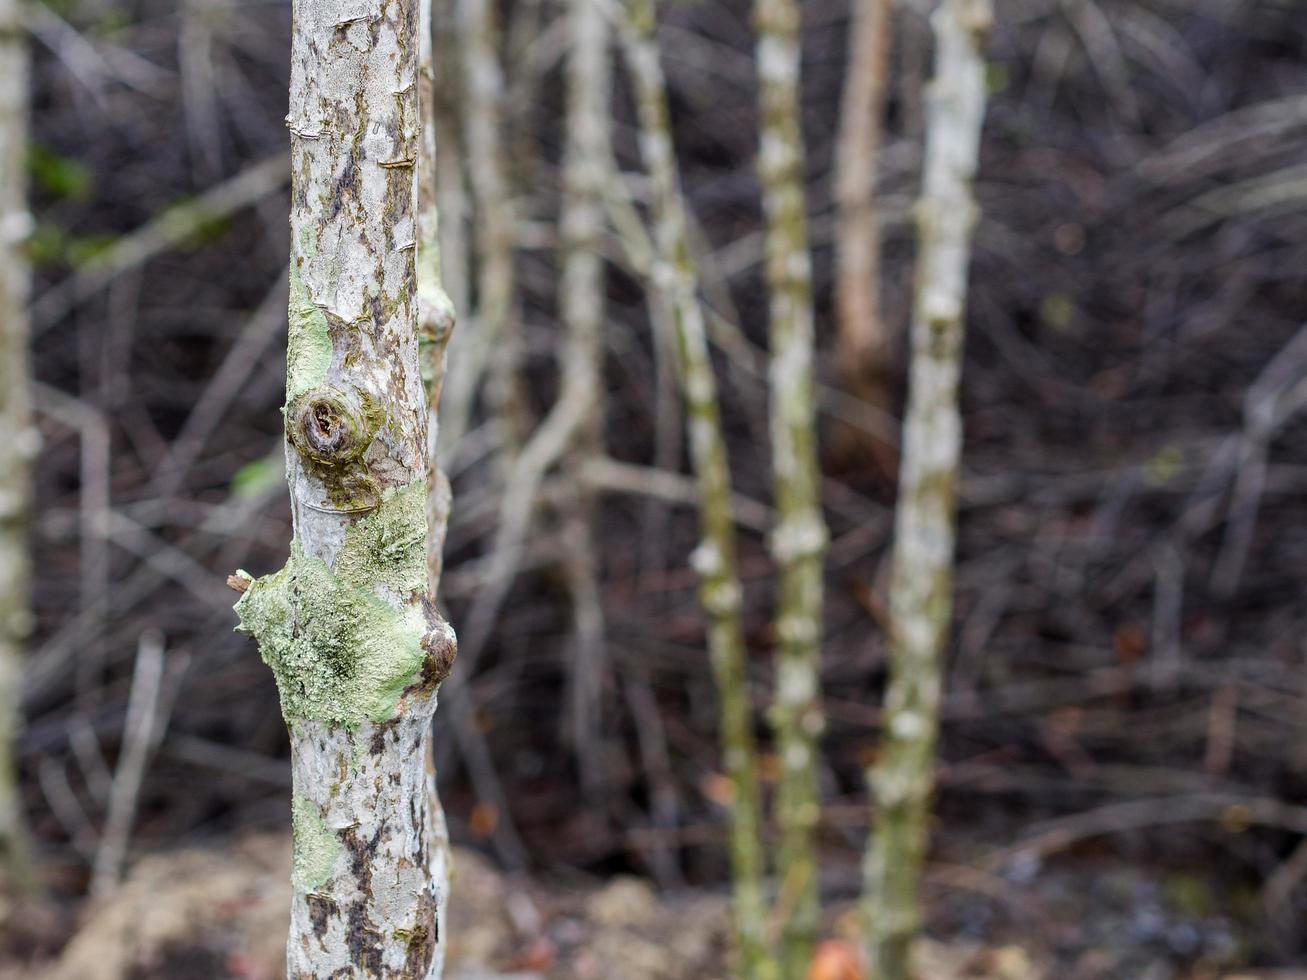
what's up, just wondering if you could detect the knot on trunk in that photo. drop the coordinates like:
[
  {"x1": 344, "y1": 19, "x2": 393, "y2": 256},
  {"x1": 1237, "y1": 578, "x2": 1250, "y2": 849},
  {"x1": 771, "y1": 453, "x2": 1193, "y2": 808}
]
[
  {"x1": 288, "y1": 385, "x2": 381, "y2": 466},
  {"x1": 416, "y1": 597, "x2": 458, "y2": 692}
]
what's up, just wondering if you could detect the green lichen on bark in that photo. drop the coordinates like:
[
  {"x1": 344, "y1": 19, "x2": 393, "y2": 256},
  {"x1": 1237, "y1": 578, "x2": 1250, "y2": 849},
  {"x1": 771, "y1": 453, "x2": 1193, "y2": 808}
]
[
  {"x1": 287, "y1": 263, "x2": 332, "y2": 403},
  {"x1": 335, "y1": 479, "x2": 427, "y2": 596},
  {"x1": 291, "y1": 791, "x2": 341, "y2": 891},
  {"x1": 233, "y1": 480, "x2": 430, "y2": 727}
]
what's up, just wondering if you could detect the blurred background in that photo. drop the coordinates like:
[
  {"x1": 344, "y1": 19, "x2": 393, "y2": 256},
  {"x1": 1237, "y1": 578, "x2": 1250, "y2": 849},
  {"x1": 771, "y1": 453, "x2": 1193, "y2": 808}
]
[{"x1": 6, "y1": 0, "x2": 1307, "y2": 977}]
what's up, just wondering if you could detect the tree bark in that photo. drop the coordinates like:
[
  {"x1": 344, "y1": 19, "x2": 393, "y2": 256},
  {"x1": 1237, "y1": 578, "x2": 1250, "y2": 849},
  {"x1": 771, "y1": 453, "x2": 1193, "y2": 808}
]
[
  {"x1": 0, "y1": 0, "x2": 32, "y2": 886},
  {"x1": 862, "y1": 2, "x2": 992, "y2": 977},
  {"x1": 232, "y1": 3, "x2": 456, "y2": 976},
  {"x1": 753, "y1": 0, "x2": 829, "y2": 972},
  {"x1": 618, "y1": 3, "x2": 774, "y2": 975}
]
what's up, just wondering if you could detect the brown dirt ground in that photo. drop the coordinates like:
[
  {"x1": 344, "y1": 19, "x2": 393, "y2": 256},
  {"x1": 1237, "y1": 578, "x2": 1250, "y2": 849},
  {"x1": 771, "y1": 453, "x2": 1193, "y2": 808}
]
[{"x1": 0, "y1": 836, "x2": 1301, "y2": 980}]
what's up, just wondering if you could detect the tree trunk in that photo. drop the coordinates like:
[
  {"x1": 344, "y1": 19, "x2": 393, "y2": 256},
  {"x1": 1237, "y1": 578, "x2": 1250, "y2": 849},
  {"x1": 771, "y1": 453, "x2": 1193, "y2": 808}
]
[
  {"x1": 232, "y1": 3, "x2": 456, "y2": 976},
  {"x1": 862, "y1": 2, "x2": 992, "y2": 977},
  {"x1": 418, "y1": 0, "x2": 458, "y2": 974},
  {"x1": 618, "y1": 2, "x2": 774, "y2": 975},
  {"x1": 0, "y1": 0, "x2": 32, "y2": 886},
  {"x1": 559, "y1": 0, "x2": 610, "y2": 790},
  {"x1": 833, "y1": 0, "x2": 895, "y2": 473},
  {"x1": 442, "y1": 0, "x2": 519, "y2": 449},
  {"x1": 752, "y1": 0, "x2": 829, "y2": 972}
]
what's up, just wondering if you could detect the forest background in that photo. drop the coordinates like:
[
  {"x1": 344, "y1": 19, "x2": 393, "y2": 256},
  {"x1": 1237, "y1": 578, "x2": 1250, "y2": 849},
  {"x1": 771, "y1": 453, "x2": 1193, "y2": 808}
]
[{"x1": 5, "y1": 0, "x2": 1307, "y2": 977}]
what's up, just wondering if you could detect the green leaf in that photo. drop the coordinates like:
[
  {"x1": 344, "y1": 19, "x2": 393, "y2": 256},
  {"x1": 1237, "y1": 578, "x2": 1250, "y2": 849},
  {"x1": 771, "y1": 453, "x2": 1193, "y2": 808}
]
[
  {"x1": 29, "y1": 144, "x2": 93, "y2": 201},
  {"x1": 231, "y1": 456, "x2": 284, "y2": 499}
]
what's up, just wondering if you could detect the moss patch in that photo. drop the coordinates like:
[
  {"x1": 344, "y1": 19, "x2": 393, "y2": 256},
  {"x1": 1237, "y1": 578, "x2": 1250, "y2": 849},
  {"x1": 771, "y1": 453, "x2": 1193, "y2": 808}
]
[{"x1": 234, "y1": 481, "x2": 430, "y2": 727}]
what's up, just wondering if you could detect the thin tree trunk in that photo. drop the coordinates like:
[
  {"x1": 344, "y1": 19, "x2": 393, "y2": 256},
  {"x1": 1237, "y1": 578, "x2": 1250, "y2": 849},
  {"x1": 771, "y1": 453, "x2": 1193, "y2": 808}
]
[
  {"x1": 862, "y1": 2, "x2": 992, "y2": 977},
  {"x1": 432, "y1": 0, "x2": 469, "y2": 343},
  {"x1": 834, "y1": 0, "x2": 895, "y2": 471},
  {"x1": 444, "y1": 0, "x2": 518, "y2": 449},
  {"x1": 617, "y1": 3, "x2": 775, "y2": 976},
  {"x1": 419, "y1": 1, "x2": 458, "y2": 974},
  {"x1": 753, "y1": 0, "x2": 828, "y2": 972},
  {"x1": 0, "y1": 0, "x2": 31, "y2": 887},
  {"x1": 559, "y1": 0, "x2": 609, "y2": 790},
  {"x1": 231, "y1": 4, "x2": 456, "y2": 976}
]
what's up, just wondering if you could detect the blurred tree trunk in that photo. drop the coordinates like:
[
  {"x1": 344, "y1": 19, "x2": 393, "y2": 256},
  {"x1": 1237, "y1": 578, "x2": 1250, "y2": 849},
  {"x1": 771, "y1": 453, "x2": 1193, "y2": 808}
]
[
  {"x1": 618, "y1": 2, "x2": 775, "y2": 975},
  {"x1": 753, "y1": 0, "x2": 829, "y2": 973},
  {"x1": 862, "y1": 1, "x2": 992, "y2": 976},
  {"x1": 834, "y1": 0, "x2": 895, "y2": 473},
  {"x1": 443, "y1": 0, "x2": 520, "y2": 450},
  {"x1": 432, "y1": 0, "x2": 469, "y2": 338},
  {"x1": 231, "y1": 3, "x2": 457, "y2": 976},
  {"x1": 0, "y1": 0, "x2": 31, "y2": 887},
  {"x1": 559, "y1": 0, "x2": 610, "y2": 791},
  {"x1": 419, "y1": 0, "x2": 458, "y2": 974}
]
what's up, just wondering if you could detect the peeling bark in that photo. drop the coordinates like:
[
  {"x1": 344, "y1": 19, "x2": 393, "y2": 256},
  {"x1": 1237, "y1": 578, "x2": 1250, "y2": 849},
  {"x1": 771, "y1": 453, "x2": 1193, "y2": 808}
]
[
  {"x1": 0, "y1": 0, "x2": 32, "y2": 885},
  {"x1": 232, "y1": 3, "x2": 456, "y2": 976},
  {"x1": 862, "y1": 2, "x2": 992, "y2": 977},
  {"x1": 617, "y1": 3, "x2": 773, "y2": 975},
  {"x1": 753, "y1": 0, "x2": 829, "y2": 971}
]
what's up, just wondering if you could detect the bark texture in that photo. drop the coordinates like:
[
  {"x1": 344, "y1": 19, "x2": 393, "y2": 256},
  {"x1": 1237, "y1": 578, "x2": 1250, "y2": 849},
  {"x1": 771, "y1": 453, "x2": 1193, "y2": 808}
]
[
  {"x1": 753, "y1": 0, "x2": 829, "y2": 971},
  {"x1": 863, "y1": 1, "x2": 992, "y2": 976},
  {"x1": 834, "y1": 0, "x2": 894, "y2": 469},
  {"x1": 233, "y1": 3, "x2": 456, "y2": 976},
  {"x1": 0, "y1": 0, "x2": 32, "y2": 884},
  {"x1": 618, "y1": 2, "x2": 773, "y2": 975}
]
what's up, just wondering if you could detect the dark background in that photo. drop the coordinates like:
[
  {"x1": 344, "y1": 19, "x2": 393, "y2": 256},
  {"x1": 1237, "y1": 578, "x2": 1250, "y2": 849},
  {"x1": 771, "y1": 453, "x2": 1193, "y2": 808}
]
[{"x1": 16, "y1": 0, "x2": 1307, "y2": 974}]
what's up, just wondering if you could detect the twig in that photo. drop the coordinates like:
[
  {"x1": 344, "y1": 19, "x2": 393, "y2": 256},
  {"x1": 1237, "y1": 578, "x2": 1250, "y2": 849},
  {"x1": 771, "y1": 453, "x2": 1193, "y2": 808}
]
[
  {"x1": 32, "y1": 152, "x2": 291, "y2": 329},
  {"x1": 149, "y1": 269, "x2": 289, "y2": 501},
  {"x1": 90, "y1": 629, "x2": 168, "y2": 898},
  {"x1": 37, "y1": 758, "x2": 97, "y2": 861}
]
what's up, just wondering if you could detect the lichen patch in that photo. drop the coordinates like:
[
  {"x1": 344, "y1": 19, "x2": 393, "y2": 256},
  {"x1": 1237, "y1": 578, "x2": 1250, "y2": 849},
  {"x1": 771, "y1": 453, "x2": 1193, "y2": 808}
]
[
  {"x1": 287, "y1": 264, "x2": 333, "y2": 402},
  {"x1": 233, "y1": 480, "x2": 432, "y2": 727},
  {"x1": 335, "y1": 479, "x2": 427, "y2": 599},
  {"x1": 291, "y1": 793, "x2": 341, "y2": 892}
]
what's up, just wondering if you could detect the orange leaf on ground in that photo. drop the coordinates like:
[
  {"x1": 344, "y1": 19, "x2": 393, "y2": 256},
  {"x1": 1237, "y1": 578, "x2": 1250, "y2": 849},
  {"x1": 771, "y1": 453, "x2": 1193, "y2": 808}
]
[{"x1": 807, "y1": 939, "x2": 866, "y2": 980}]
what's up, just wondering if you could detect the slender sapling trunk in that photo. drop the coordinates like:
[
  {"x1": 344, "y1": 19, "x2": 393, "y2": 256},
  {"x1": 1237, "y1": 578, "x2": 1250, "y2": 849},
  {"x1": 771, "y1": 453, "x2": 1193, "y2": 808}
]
[
  {"x1": 753, "y1": 0, "x2": 829, "y2": 970},
  {"x1": 863, "y1": 1, "x2": 992, "y2": 976},
  {"x1": 232, "y1": 3, "x2": 457, "y2": 975},
  {"x1": 0, "y1": 0, "x2": 32, "y2": 887},
  {"x1": 618, "y1": 2, "x2": 775, "y2": 975}
]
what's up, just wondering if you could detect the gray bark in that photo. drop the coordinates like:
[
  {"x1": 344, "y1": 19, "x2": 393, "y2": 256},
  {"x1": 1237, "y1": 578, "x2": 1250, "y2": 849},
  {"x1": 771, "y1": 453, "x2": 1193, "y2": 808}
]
[{"x1": 232, "y1": 3, "x2": 457, "y2": 976}]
